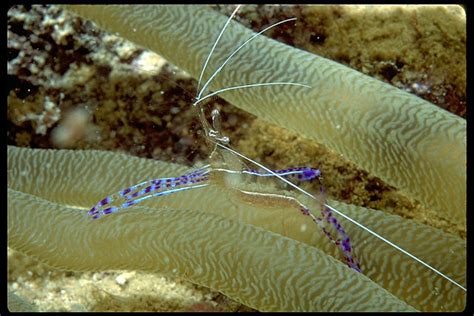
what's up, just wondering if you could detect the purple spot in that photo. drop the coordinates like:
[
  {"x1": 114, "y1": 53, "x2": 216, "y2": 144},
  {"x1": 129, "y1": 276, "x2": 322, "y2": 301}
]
[
  {"x1": 342, "y1": 238, "x2": 351, "y2": 252},
  {"x1": 300, "y1": 207, "x2": 309, "y2": 216},
  {"x1": 145, "y1": 186, "x2": 152, "y2": 193},
  {"x1": 302, "y1": 169, "x2": 315, "y2": 180},
  {"x1": 99, "y1": 197, "x2": 109, "y2": 206},
  {"x1": 122, "y1": 188, "x2": 131, "y2": 195},
  {"x1": 103, "y1": 207, "x2": 114, "y2": 214},
  {"x1": 153, "y1": 179, "x2": 161, "y2": 185},
  {"x1": 131, "y1": 192, "x2": 139, "y2": 198}
]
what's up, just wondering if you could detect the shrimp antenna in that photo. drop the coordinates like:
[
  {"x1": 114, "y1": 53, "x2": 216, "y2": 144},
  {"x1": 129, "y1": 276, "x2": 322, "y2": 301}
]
[
  {"x1": 196, "y1": 13, "x2": 299, "y2": 101},
  {"x1": 195, "y1": 82, "x2": 311, "y2": 105},
  {"x1": 196, "y1": 5, "x2": 241, "y2": 96},
  {"x1": 193, "y1": 6, "x2": 309, "y2": 136}
]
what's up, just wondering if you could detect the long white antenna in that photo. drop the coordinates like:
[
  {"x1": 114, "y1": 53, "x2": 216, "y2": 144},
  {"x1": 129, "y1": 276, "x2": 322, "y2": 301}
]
[
  {"x1": 197, "y1": 17, "x2": 298, "y2": 101},
  {"x1": 196, "y1": 5, "x2": 241, "y2": 96},
  {"x1": 211, "y1": 140, "x2": 466, "y2": 292},
  {"x1": 195, "y1": 82, "x2": 311, "y2": 105}
]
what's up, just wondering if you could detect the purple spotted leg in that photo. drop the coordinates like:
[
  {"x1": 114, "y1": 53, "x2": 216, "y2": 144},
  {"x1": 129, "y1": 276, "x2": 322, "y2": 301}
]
[{"x1": 88, "y1": 166, "x2": 211, "y2": 219}]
